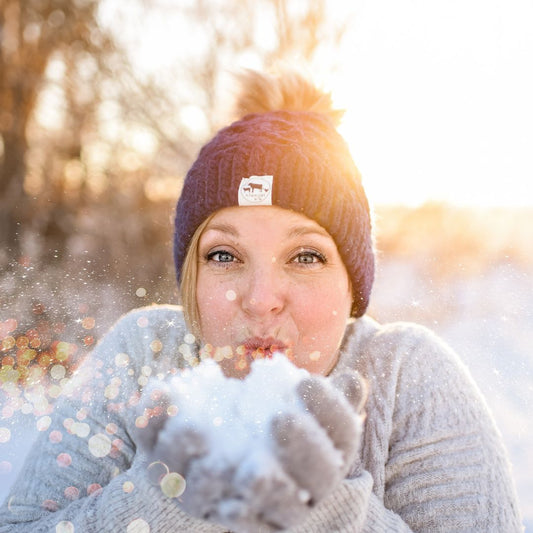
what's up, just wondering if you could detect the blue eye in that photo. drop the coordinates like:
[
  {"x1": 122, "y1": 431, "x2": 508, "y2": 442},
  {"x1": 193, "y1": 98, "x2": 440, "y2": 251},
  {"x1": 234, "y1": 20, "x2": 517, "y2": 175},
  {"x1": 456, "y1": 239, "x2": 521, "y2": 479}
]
[
  {"x1": 207, "y1": 250, "x2": 236, "y2": 263},
  {"x1": 292, "y1": 250, "x2": 326, "y2": 265}
]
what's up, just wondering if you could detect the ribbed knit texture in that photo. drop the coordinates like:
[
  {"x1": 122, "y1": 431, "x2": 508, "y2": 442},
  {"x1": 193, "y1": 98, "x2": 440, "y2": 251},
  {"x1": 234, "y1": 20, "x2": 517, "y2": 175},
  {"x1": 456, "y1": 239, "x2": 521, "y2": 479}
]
[
  {"x1": 0, "y1": 306, "x2": 523, "y2": 532},
  {"x1": 174, "y1": 110, "x2": 374, "y2": 317}
]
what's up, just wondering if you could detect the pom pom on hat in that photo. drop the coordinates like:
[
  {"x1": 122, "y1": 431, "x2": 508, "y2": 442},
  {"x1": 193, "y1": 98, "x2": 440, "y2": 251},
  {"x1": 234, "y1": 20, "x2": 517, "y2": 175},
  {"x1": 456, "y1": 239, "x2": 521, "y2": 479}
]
[{"x1": 174, "y1": 70, "x2": 374, "y2": 317}]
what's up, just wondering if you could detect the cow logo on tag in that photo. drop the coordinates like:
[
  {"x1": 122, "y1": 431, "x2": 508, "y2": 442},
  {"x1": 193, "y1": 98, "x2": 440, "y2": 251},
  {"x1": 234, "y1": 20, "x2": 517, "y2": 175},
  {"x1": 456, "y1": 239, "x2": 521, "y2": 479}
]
[{"x1": 238, "y1": 175, "x2": 273, "y2": 206}]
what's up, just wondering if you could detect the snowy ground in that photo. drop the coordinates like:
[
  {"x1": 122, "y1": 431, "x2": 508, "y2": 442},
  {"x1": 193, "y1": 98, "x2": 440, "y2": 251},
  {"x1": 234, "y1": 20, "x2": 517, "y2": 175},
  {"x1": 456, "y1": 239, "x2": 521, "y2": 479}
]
[{"x1": 1, "y1": 258, "x2": 532, "y2": 529}]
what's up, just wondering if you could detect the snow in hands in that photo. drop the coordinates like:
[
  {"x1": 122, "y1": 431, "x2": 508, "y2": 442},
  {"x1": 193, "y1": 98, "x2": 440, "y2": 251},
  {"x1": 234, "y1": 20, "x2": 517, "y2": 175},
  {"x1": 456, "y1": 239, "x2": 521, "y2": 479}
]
[{"x1": 135, "y1": 354, "x2": 365, "y2": 532}]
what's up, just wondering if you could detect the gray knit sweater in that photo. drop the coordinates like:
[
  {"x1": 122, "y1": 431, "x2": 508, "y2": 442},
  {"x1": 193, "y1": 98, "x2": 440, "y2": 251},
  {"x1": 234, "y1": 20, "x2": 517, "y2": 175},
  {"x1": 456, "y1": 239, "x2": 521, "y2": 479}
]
[{"x1": 0, "y1": 305, "x2": 522, "y2": 532}]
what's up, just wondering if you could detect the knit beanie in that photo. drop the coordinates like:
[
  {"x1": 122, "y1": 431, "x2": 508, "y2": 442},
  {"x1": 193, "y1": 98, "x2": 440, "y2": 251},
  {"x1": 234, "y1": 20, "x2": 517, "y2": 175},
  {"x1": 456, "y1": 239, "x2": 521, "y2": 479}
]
[{"x1": 174, "y1": 72, "x2": 374, "y2": 317}]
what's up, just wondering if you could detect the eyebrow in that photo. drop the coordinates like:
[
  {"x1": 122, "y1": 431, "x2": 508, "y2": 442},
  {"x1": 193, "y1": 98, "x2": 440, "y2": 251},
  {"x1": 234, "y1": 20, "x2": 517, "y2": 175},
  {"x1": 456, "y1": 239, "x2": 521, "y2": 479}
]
[
  {"x1": 203, "y1": 221, "x2": 330, "y2": 241},
  {"x1": 202, "y1": 223, "x2": 240, "y2": 237},
  {"x1": 287, "y1": 225, "x2": 331, "y2": 239}
]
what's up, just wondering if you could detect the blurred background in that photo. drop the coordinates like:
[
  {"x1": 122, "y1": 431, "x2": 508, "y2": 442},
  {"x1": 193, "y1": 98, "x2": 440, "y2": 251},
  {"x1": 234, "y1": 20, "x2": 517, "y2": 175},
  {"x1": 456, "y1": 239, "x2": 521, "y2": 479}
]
[{"x1": 0, "y1": 0, "x2": 532, "y2": 528}]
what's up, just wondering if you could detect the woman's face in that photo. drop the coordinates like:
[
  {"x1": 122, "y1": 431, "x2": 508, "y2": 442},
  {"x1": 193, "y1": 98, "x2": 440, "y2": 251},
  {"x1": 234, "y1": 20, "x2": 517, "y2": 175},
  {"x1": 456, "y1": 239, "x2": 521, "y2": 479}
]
[{"x1": 196, "y1": 206, "x2": 352, "y2": 377}]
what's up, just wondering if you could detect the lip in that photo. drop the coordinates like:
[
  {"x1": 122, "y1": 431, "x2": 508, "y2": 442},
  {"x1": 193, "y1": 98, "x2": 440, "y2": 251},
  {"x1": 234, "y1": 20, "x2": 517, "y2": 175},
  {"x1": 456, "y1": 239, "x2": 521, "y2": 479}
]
[{"x1": 239, "y1": 337, "x2": 288, "y2": 359}]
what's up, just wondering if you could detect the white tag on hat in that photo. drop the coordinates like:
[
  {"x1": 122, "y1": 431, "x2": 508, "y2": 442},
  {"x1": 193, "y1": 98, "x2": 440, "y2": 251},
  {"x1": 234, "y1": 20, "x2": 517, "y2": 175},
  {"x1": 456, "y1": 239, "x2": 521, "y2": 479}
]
[{"x1": 238, "y1": 175, "x2": 273, "y2": 206}]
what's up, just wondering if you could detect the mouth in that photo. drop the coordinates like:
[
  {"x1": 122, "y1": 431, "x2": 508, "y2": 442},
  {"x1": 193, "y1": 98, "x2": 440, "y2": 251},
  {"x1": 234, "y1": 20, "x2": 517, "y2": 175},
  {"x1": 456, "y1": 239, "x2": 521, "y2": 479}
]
[{"x1": 238, "y1": 337, "x2": 289, "y2": 360}]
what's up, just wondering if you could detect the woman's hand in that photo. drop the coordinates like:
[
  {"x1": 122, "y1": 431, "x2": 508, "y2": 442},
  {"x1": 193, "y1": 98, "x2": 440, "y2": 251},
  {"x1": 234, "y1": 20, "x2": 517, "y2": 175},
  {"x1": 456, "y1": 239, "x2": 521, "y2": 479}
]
[
  {"x1": 272, "y1": 372, "x2": 367, "y2": 502},
  {"x1": 220, "y1": 371, "x2": 367, "y2": 532},
  {"x1": 134, "y1": 360, "x2": 366, "y2": 532}
]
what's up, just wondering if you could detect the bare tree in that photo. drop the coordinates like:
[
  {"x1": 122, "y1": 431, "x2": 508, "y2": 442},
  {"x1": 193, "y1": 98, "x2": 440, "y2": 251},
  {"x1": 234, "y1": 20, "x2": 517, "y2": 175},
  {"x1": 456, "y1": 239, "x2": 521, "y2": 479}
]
[
  {"x1": 0, "y1": 0, "x2": 112, "y2": 260},
  {"x1": 0, "y1": 0, "x2": 348, "y2": 269},
  {"x1": 0, "y1": 0, "x2": 351, "y2": 387}
]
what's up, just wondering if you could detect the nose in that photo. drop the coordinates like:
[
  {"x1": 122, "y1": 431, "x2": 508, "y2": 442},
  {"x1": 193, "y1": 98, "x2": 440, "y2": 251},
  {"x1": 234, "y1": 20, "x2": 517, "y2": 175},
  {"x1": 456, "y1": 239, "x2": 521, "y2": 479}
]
[{"x1": 240, "y1": 265, "x2": 285, "y2": 318}]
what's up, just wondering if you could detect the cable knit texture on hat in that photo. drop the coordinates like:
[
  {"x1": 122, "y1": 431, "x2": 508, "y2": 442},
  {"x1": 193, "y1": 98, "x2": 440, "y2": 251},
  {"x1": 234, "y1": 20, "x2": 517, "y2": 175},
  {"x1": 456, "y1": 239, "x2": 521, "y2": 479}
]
[{"x1": 174, "y1": 75, "x2": 374, "y2": 317}]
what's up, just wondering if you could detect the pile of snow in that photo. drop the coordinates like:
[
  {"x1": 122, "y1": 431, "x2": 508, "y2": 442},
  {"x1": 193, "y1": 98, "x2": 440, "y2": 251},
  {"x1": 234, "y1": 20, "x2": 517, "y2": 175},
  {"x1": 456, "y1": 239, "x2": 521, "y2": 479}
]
[{"x1": 149, "y1": 354, "x2": 310, "y2": 468}]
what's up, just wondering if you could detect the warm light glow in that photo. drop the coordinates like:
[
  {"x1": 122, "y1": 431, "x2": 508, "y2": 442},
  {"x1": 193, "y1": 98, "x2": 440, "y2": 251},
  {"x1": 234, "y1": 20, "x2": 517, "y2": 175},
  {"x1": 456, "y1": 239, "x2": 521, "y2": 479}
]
[
  {"x1": 99, "y1": 0, "x2": 533, "y2": 207},
  {"x1": 332, "y1": 0, "x2": 533, "y2": 207}
]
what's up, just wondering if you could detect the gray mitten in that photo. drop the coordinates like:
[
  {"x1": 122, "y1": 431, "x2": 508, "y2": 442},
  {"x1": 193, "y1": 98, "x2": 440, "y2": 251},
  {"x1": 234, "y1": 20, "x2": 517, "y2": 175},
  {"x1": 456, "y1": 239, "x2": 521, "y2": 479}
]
[
  {"x1": 133, "y1": 359, "x2": 366, "y2": 533},
  {"x1": 205, "y1": 369, "x2": 367, "y2": 532},
  {"x1": 134, "y1": 378, "x2": 209, "y2": 486},
  {"x1": 267, "y1": 371, "x2": 366, "y2": 514}
]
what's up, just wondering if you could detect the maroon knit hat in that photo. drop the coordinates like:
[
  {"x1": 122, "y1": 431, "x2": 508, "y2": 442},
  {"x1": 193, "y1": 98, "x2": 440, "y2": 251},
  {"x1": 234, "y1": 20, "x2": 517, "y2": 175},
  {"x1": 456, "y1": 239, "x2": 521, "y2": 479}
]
[{"x1": 174, "y1": 108, "x2": 374, "y2": 317}]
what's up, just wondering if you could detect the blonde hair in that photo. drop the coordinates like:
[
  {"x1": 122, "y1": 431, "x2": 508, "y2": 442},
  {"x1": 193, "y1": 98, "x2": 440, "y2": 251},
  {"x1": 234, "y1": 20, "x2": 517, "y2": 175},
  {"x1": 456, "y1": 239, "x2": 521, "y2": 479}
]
[{"x1": 179, "y1": 214, "x2": 216, "y2": 340}]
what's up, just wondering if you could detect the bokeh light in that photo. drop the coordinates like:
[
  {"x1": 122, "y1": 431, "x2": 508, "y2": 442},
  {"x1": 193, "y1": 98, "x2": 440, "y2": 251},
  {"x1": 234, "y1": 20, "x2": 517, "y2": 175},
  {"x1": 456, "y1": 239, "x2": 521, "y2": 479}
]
[
  {"x1": 0, "y1": 302, "x2": 97, "y2": 417},
  {"x1": 88, "y1": 433, "x2": 112, "y2": 458},
  {"x1": 160, "y1": 472, "x2": 186, "y2": 498},
  {"x1": 127, "y1": 518, "x2": 150, "y2": 533},
  {"x1": 146, "y1": 461, "x2": 168, "y2": 486},
  {"x1": 55, "y1": 521, "x2": 75, "y2": 533}
]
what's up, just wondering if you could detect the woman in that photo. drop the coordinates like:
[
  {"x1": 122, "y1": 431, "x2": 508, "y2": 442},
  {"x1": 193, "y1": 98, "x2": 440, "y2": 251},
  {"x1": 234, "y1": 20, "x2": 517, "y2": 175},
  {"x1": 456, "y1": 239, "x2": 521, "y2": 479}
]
[{"x1": 0, "y1": 71, "x2": 522, "y2": 532}]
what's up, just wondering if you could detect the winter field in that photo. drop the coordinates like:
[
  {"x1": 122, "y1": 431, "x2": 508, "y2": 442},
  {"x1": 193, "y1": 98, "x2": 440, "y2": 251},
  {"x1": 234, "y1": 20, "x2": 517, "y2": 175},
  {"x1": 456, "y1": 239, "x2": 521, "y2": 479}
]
[{"x1": 1, "y1": 205, "x2": 532, "y2": 529}]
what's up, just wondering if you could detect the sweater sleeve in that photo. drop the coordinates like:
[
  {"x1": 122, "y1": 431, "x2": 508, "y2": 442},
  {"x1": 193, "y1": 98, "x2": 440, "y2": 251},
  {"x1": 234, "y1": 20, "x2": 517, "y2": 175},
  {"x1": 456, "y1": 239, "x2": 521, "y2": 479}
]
[
  {"x1": 290, "y1": 322, "x2": 523, "y2": 532},
  {"x1": 0, "y1": 307, "x2": 225, "y2": 533},
  {"x1": 289, "y1": 472, "x2": 413, "y2": 532},
  {"x1": 382, "y1": 325, "x2": 522, "y2": 531}
]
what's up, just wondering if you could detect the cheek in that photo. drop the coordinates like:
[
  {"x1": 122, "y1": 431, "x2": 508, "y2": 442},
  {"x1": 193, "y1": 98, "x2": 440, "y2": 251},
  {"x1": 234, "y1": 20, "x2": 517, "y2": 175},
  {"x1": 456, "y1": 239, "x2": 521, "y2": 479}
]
[
  {"x1": 294, "y1": 282, "x2": 350, "y2": 342},
  {"x1": 297, "y1": 276, "x2": 351, "y2": 318},
  {"x1": 196, "y1": 278, "x2": 237, "y2": 341},
  {"x1": 294, "y1": 305, "x2": 348, "y2": 373}
]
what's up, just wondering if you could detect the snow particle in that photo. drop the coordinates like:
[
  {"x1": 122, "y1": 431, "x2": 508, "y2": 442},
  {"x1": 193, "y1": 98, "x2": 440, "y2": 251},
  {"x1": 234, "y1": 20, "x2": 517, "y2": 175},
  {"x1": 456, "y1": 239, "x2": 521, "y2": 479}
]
[
  {"x1": 106, "y1": 423, "x2": 118, "y2": 435},
  {"x1": 167, "y1": 404, "x2": 179, "y2": 417},
  {"x1": 225, "y1": 289, "x2": 237, "y2": 301},
  {"x1": 0, "y1": 427, "x2": 11, "y2": 443},
  {"x1": 150, "y1": 340, "x2": 162, "y2": 353},
  {"x1": 49, "y1": 430, "x2": 63, "y2": 443},
  {"x1": 115, "y1": 352, "x2": 130, "y2": 367},
  {"x1": 1, "y1": 406, "x2": 14, "y2": 419},
  {"x1": 147, "y1": 461, "x2": 169, "y2": 486},
  {"x1": 135, "y1": 415, "x2": 148, "y2": 429},
  {"x1": 36, "y1": 415, "x2": 52, "y2": 432},
  {"x1": 136, "y1": 316, "x2": 149, "y2": 328},
  {"x1": 298, "y1": 488, "x2": 311, "y2": 503},
  {"x1": 309, "y1": 351, "x2": 321, "y2": 361},
  {"x1": 0, "y1": 460, "x2": 12, "y2": 474},
  {"x1": 50, "y1": 365, "x2": 66, "y2": 380},
  {"x1": 160, "y1": 472, "x2": 186, "y2": 498},
  {"x1": 82, "y1": 317, "x2": 95, "y2": 330},
  {"x1": 178, "y1": 343, "x2": 191, "y2": 357},
  {"x1": 42, "y1": 499, "x2": 58, "y2": 512},
  {"x1": 87, "y1": 483, "x2": 102, "y2": 496},
  {"x1": 184, "y1": 333, "x2": 196, "y2": 344},
  {"x1": 88, "y1": 433, "x2": 112, "y2": 458},
  {"x1": 64, "y1": 486, "x2": 80, "y2": 500},
  {"x1": 48, "y1": 385, "x2": 62, "y2": 398},
  {"x1": 214, "y1": 345, "x2": 233, "y2": 362},
  {"x1": 56, "y1": 453, "x2": 72, "y2": 467},
  {"x1": 72, "y1": 422, "x2": 91, "y2": 438},
  {"x1": 55, "y1": 520, "x2": 75, "y2": 533},
  {"x1": 141, "y1": 366, "x2": 152, "y2": 377},
  {"x1": 127, "y1": 518, "x2": 150, "y2": 533},
  {"x1": 104, "y1": 383, "x2": 119, "y2": 400}
]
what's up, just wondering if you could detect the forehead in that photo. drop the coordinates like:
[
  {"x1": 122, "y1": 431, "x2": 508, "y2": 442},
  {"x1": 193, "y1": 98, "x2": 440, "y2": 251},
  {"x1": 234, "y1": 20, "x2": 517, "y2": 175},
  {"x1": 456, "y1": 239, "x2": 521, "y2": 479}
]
[{"x1": 204, "y1": 205, "x2": 330, "y2": 236}]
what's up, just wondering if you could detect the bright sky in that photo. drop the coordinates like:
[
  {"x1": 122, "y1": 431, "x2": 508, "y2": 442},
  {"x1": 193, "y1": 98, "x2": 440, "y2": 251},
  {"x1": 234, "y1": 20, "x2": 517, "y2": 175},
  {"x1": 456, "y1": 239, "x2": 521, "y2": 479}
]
[
  {"x1": 332, "y1": 0, "x2": 533, "y2": 207},
  {"x1": 101, "y1": 0, "x2": 533, "y2": 207}
]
